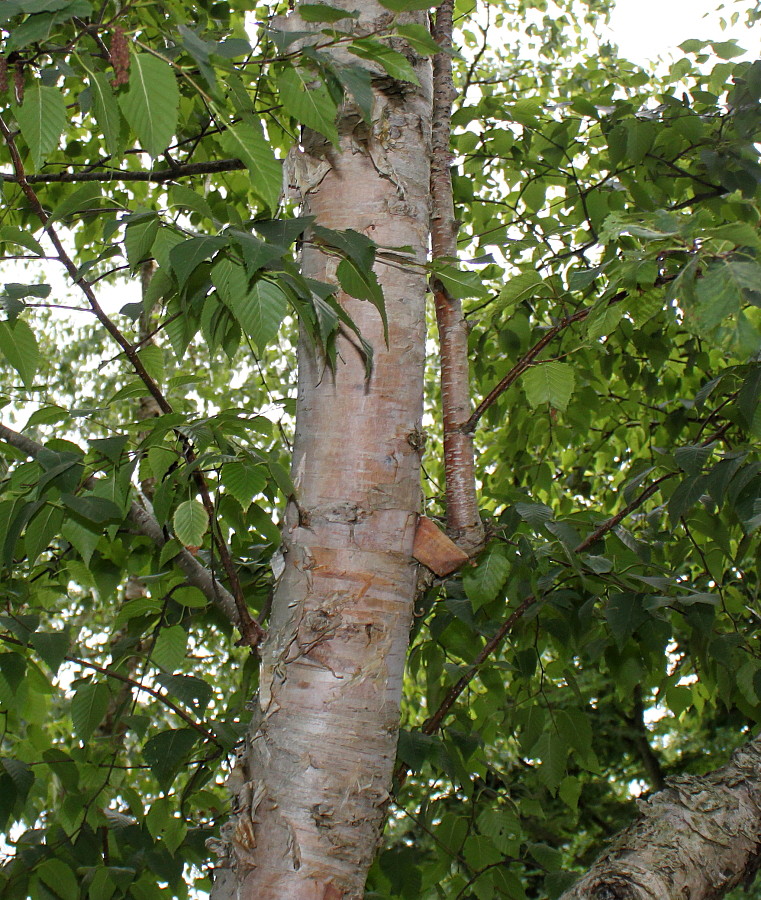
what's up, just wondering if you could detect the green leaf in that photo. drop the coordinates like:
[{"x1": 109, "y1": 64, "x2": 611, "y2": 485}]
[
  {"x1": 333, "y1": 64, "x2": 374, "y2": 123},
  {"x1": 219, "y1": 121, "x2": 282, "y2": 213},
  {"x1": 463, "y1": 543, "x2": 510, "y2": 609},
  {"x1": 152, "y1": 625, "x2": 187, "y2": 673},
  {"x1": 90, "y1": 69, "x2": 124, "y2": 157},
  {"x1": 298, "y1": 3, "x2": 358, "y2": 22},
  {"x1": 125, "y1": 215, "x2": 160, "y2": 269},
  {"x1": 30, "y1": 630, "x2": 69, "y2": 673},
  {"x1": 142, "y1": 728, "x2": 199, "y2": 789},
  {"x1": 224, "y1": 276, "x2": 288, "y2": 352},
  {"x1": 337, "y1": 258, "x2": 387, "y2": 340},
  {"x1": 430, "y1": 263, "x2": 489, "y2": 299},
  {"x1": 14, "y1": 84, "x2": 67, "y2": 171},
  {"x1": 605, "y1": 593, "x2": 647, "y2": 647},
  {"x1": 71, "y1": 681, "x2": 110, "y2": 742},
  {"x1": 119, "y1": 53, "x2": 180, "y2": 157},
  {"x1": 49, "y1": 183, "x2": 104, "y2": 223},
  {"x1": 276, "y1": 65, "x2": 339, "y2": 144},
  {"x1": 169, "y1": 184, "x2": 214, "y2": 221},
  {"x1": 222, "y1": 461, "x2": 268, "y2": 509},
  {"x1": 156, "y1": 673, "x2": 212, "y2": 711},
  {"x1": 0, "y1": 318, "x2": 40, "y2": 388},
  {"x1": 173, "y1": 499, "x2": 208, "y2": 548},
  {"x1": 395, "y1": 23, "x2": 442, "y2": 55},
  {"x1": 523, "y1": 362, "x2": 575, "y2": 412},
  {"x1": 37, "y1": 859, "x2": 79, "y2": 900},
  {"x1": 169, "y1": 235, "x2": 226, "y2": 288},
  {"x1": 0, "y1": 226, "x2": 44, "y2": 257},
  {"x1": 61, "y1": 493, "x2": 123, "y2": 524},
  {"x1": 377, "y1": 0, "x2": 432, "y2": 11},
  {"x1": 348, "y1": 38, "x2": 420, "y2": 85}
]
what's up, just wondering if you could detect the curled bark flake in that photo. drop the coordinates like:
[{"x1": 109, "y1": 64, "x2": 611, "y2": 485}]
[{"x1": 109, "y1": 26, "x2": 130, "y2": 87}]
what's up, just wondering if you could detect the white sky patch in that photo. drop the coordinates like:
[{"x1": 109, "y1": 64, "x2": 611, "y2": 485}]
[{"x1": 607, "y1": 0, "x2": 756, "y2": 66}]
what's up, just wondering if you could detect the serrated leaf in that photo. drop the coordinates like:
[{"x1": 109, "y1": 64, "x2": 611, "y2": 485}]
[
  {"x1": 533, "y1": 729, "x2": 568, "y2": 794},
  {"x1": 463, "y1": 543, "x2": 510, "y2": 609},
  {"x1": 37, "y1": 859, "x2": 79, "y2": 900},
  {"x1": 498, "y1": 271, "x2": 544, "y2": 308},
  {"x1": 119, "y1": 53, "x2": 179, "y2": 157},
  {"x1": 71, "y1": 681, "x2": 110, "y2": 741},
  {"x1": 276, "y1": 65, "x2": 339, "y2": 144},
  {"x1": 152, "y1": 625, "x2": 187, "y2": 673},
  {"x1": 14, "y1": 84, "x2": 67, "y2": 171},
  {"x1": 30, "y1": 630, "x2": 69, "y2": 673},
  {"x1": 125, "y1": 215, "x2": 159, "y2": 269},
  {"x1": 169, "y1": 235, "x2": 226, "y2": 288},
  {"x1": 222, "y1": 461, "x2": 268, "y2": 508},
  {"x1": 2, "y1": 757, "x2": 33, "y2": 797},
  {"x1": 514, "y1": 502, "x2": 554, "y2": 526},
  {"x1": 49, "y1": 183, "x2": 104, "y2": 223},
  {"x1": 333, "y1": 64, "x2": 374, "y2": 123},
  {"x1": 337, "y1": 258, "x2": 387, "y2": 340},
  {"x1": 173, "y1": 499, "x2": 208, "y2": 548},
  {"x1": 219, "y1": 121, "x2": 282, "y2": 213},
  {"x1": 228, "y1": 279, "x2": 288, "y2": 351},
  {"x1": 169, "y1": 184, "x2": 214, "y2": 221},
  {"x1": 395, "y1": 23, "x2": 441, "y2": 55},
  {"x1": 61, "y1": 493, "x2": 123, "y2": 524},
  {"x1": 299, "y1": 3, "x2": 358, "y2": 21},
  {"x1": 523, "y1": 362, "x2": 575, "y2": 412},
  {"x1": 143, "y1": 728, "x2": 198, "y2": 789},
  {"x1": 431, "y1": 263, "x2": 489, "y2": 299},
  {"x1": 377, "y1": 0, "x2": 432, "y2": 9},
  {"x1": 90, "y1": 69, "x2": 123, "y2": 157},
  {"x1": 156, "y1": 673, "x2": 212, "y2": 711},
  {"x1": 0, "y1": 318, "x2": 40, "y2": 388},
  {"x1": 349, "y1": 38, "x2": 420, "y2": 84},
  {"x1": 605, "y1": 593, "x2": 647, "y2": 647},
  {"x1": 0, "y1": 226, "x2": 44, "y2": 256}
]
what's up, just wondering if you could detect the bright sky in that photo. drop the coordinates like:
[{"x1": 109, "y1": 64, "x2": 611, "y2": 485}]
[{"x1": 608, "y1": 0, "x2": 756, "y2": 64}]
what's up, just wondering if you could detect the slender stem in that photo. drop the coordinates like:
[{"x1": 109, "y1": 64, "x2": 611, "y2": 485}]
[
  {"x1": 0, "y1": 634, "x2": 218, "y2": 743},
  {"x1": 430, "y1": 0, "x2": 484, "y2": 555},
  {"x1": 0, "y1": 157, "x2": 246, "y2": 184}
]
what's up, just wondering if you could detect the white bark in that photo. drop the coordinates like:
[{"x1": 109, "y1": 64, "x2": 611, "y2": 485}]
[
  {"x1": 210, "y1": 3, "x2": 433, "y2": 897},
  {"x1": 561, "y1": 737, "x2": 761, "y2": 900}
]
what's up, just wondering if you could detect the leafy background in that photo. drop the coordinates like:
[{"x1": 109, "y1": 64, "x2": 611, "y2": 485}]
[{"x1": 0, "y1": 0, "x2": 759, "y2": 897}]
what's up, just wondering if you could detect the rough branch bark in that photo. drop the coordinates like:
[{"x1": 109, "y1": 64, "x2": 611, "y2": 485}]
[{"x1": 560, "y1": 736, "x2": 761, "y2": 900}]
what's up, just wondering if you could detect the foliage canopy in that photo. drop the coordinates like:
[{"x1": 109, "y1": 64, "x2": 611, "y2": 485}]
[{"x1": 0, "y1": 0, "x2": 760, "y2": 897}]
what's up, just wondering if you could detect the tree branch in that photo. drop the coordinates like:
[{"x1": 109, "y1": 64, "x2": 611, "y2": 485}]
[
  {"x1": 430, "y1": 0, "x2": 484, "y2": 555},
  {"x1": 0, "y1": 632, "x2": 219, "y2": 743},
  {"x1": 559, "y1": 736, "x2": 761, "y2": 900},
  {"x1": 0, "y1": 420, "x2": 242, "y2": 631},
  {"x1": 395, "y1": 471, "x2": 675, "y2": 789},
  {"x1": 0, "y1": 157, "x2": 247, "y2": 184}
]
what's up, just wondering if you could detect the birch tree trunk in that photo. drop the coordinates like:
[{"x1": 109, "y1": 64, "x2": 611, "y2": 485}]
[
  {"x1": 560, "y1": 736, "x2": 761, "y2": 900},
  {"x1": 210, "y1": 4, "x2": 433, "y2": 897}
]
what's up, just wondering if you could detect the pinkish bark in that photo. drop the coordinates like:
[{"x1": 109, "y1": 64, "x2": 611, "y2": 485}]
[{"x1": 209, "y1": 2, "x2": 433, "y2": 897}]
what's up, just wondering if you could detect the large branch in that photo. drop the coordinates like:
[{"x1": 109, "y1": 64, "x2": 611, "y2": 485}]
[
  {"x1": 0, "y1": 420, "x2": 242, "y2": 629},
  {"x1": 560, "y1": 736, "x2": 761, "y2": 900}
]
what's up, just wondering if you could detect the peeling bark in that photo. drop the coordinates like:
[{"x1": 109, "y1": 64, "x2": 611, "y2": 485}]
[
  {"x1": 209, "y1": 3, "x2": 433, "y2": 897},
  {"x1": 560, "y1": 737, "x2": 761, "y2": 900}
]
